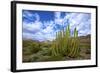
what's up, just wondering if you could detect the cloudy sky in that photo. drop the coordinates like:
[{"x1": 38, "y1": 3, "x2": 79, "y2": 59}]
[{"x1": 22, "y1": 10, "x2": 91, "y2": 41}]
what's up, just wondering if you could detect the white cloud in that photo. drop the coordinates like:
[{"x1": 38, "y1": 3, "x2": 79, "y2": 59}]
[
  {"x1": 42, "y1": 26, "x2": 53, "y2": 34},
  {"x1": 23, "y1": 11, "x2": 33, "y2": 17},
  {"x1": 63, "y1": 13, "x2": 91, "y2": 36},
  {"x1": 34, "y1": 13, "x2": 40, "y2": 22},
  {"x1": 23, "y1": 21, "x2": 42, "y2": 32},
  {"x1": 55, "y1": 12, "x2": 61, "y2": 19},
  {"x1": 54, "y1": 12, "x2": 64, "y2": 26},
  {"x1": 23, "y1": 32, "x2": 34, "y2": 39},
  {"x1": 55, "y1": 18, "x2": 63, "y2": 25},
  {"x1": 23, "y1": 18, "x2": 56, "y2": 41},
  {"x1": 23, "y1": 11, "x2": 91, "y2": 41}
]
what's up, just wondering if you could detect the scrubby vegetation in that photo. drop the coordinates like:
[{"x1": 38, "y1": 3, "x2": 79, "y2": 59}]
[{"x1": 22, "y1": 25, "x2": 91, "y2": 62}]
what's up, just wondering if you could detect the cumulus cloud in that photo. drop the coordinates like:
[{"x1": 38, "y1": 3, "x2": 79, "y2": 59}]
[
  {"x1": 60, "y1": 13, "x2": 91, "y2": 36},
  {"x1": 55, "y1": 12, "x2": 61, "y2": 19},
  {"x1": 23, "y1": 11, "x2": 56, "y2": 41},
  {"x1": 22, "y1": 10, "x2": 91, "y2": 41},
  {"x1": 54, "y1": 12, "x2": 64, "y2": 26},
  {"x1": 34, "y1": 13, "x2": 40, "y2": 22},
  {"x1": 69, "y1": 13, "x2": 91, "y2": 36},
  {"x1": 23, "y1": 21, "x2": 42, "y2": 33}
]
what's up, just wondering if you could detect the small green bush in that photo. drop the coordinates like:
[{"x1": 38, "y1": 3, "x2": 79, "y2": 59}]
[{"x1": 23, "y1": 42, "x2": 42, "y2": 55}]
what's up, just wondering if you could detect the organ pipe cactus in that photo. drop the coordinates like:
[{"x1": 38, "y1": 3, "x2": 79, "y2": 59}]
[{"x1": 51, "y1": 24, "x2": 80, "y2": 58}]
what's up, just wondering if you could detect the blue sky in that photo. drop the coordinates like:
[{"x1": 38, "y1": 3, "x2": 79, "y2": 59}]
[{"x1": 22, "y1": 10, "x2": 91, "y2": 41}]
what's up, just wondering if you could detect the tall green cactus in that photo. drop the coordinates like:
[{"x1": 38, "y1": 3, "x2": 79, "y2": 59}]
[
  {"x1": 51, "y1": 24, "x2": 80, "y2": 58},
  {"x1": 68, "y1": 27, "x2": 79, "y2": 57},
  {"x1": 74, "y1": 28, "x2": 78, "y2": 38},
  {"x1": 66, "y1": 24, "x2": 70, "y2": 38}
]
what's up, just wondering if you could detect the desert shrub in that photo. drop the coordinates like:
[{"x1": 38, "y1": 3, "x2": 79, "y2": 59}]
[
  {"x1": 28, "y1": 48, "x2": 51, "y2": 62},
  {"x1": 23, "y1": 42, "x2": 42, "y2": 55},
  {"x1": 41, "y1": 48, "x2": 52, "y2": 56},
  {"x1": 27, "y1": 47, "x2": 64, "y2": 62},
  {"x1": 23, "y1": 40, "x2": 33, "y2": 47},
  {"x1": 23, "y1": 47, "x2": 32, "y2": 55},
  {"x1": 29, "y1": 54, "x2": 64, "y2": 62},
  {"x1": 28, "y1": 53, "x2": 42, "y2": 62}
]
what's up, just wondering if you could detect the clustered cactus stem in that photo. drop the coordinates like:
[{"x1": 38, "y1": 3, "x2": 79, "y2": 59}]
[{"x1": 51, "y1": 24, "x2": 80, "y2": 58}]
